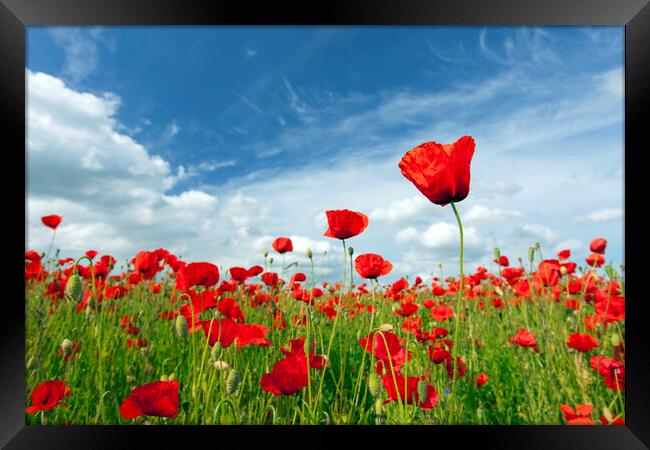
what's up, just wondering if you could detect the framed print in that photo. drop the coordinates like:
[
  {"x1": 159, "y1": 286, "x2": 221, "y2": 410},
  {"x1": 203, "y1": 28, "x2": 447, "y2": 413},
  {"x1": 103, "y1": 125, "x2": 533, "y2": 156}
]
[{"x1": 2, "y1": 0, "x2": 649, "y2": 448}]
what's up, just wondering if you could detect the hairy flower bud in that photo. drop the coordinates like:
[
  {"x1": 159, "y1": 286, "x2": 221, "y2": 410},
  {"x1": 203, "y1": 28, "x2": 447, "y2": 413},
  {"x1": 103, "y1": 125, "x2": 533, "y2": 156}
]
[
  {"x1": 269, "y1": 257, "x2": 274, "y2": 265},
  {"x1": 175, "y1": 315, "x2": 188, "y2": 339},
  {"x1": 226, "y1": 369, "x2": 240, "y2": 395},
  {"x1": 368, "y1": 372, "x2": 382, "y2": 398},
  {"x1": 264, "y1": 250, "x2": 269, "y2": 258},
  {"x1": 211, "y1": 342, "x2": 223, "y2": 361},
  {"x1": 348, "y1": 246, "x2": 354, "y2": 256},
  {"x1": 417, "y1": 380, "x2": 427, "y2": 402},
  {"x1": 374, "y1": 398, "x2": 385, "y2": 418},
  {"x1": 306, "y1": 248, "x2": 313, "y2": 259},
  {"x1": 65, "y1": 273, "x2": 83, "y2": 303},
  {"x1": 493, "y1": 247, "x2": 501, "y2": 259},
  {"x1": 378, "y1": 323, "x2": 393, "y2": 333},
  {"x1": 61, "y1": 338, "x2": 73, "y2": 354},
  {"x1": 528, "y1": 247, "x2": 535, "y2": 263}
]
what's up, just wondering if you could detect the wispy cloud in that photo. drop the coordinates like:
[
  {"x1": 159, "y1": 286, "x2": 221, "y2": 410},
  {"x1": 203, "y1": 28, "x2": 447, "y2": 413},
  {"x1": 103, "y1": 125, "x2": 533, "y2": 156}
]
[{"x1": 48, "y1": 27, "x2": 113, "y2": 85}]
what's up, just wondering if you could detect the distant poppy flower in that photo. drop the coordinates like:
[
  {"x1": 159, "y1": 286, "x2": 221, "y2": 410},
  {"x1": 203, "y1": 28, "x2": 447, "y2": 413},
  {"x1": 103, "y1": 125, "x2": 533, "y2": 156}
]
[
  {"x1": 589, "y1": 238, "x2": 607, "y2": 254},
  {"x1": 536, "y1": 260, "x2": 562, "y2": 287},
  {"x1": 323, "y1": 209, "x2": 369, "y2": 240},
  {"x1": 133, "y1": 251, "x2": 162, "y2": 280},
  {"x1": 430, "y1": 305, "x2": 454, "y2": 322},
  {"x1": 26, "y1": 380, "x2": 70, "y2": 414},
  {"x1": 200, "y1": 318, "x2": 271, "y2": 349},
  {"x1": 272, "y1": 237, "x2": 293, "y2": 254},
  {"x1": 398, "y1": 135, "x2": 475, "y2": 206},
  {"x1": 359, "y1": 331, "x2": 411, "y2": 375},
  {"x1": 590, "y1": 356, "x2": 625, "y2": 391},
  {"x1": 567, "y1": 332, "x2": 599, "y2": 352},
  {"x1": 176, "y1": 262, "x2": 220, "y2": 291},
  {"x1": 354, "y1": 254, "x2": 393, "y2": 279},
  {"x1": 85, "y1": 250, "x2": 98, "y2": 259},
  {"x1": 509, "y1": 328, "x2": 539, "y2": 352},
  {"x1": 585, "y1": 253, "x2": 605, "y2": 268},
  {"x1": 41, "y1": 215, "x2": 63, "y2": 230},
  {"x1": 261, "y1": 272, "x2": 279, "y2": 287},
  {"x1": 494, "y1": 256, "x2": 509, "y2": 267},
  {"x1": 476, "y1": 372, "x2": 488, "y2": 388},
  {"x1": 557, "y1": 249, "x2": 571, "y2": 260},
  {"x1": 382, "y1": 374, "x2": 439, "y2": 410},
  {"x1": 560, "y1": 404, "x2": 594, "y2": 425},
  {"x1": 120, "y1": 380, "x2": 180, "y2": 419}
]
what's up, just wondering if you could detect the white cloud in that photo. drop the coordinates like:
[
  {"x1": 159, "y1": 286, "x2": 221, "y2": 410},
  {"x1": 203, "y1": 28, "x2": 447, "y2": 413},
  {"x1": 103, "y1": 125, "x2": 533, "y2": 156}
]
[
  {"x1": 370, "y1": 196, "x2": 430, "y2": 223},
  {"x1": 576, "y1": 208, "x2": 623, "y2": 224},
  {"x1": 464, "y1": 204, "x2": 523, "y2": 223}
]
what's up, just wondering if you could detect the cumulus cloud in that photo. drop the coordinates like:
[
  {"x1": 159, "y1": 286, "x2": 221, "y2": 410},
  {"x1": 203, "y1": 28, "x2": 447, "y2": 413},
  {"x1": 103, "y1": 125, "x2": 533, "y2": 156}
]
[{"x1": 576, "y1": 208, "x2": 623, "y2": 224}]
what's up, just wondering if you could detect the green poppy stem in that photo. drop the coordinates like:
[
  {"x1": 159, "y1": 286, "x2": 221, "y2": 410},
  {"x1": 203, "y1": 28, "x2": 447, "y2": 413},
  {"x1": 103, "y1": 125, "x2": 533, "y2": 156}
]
[{"x1": 449, "y1": 201, "x2": 464, "y2": 423}]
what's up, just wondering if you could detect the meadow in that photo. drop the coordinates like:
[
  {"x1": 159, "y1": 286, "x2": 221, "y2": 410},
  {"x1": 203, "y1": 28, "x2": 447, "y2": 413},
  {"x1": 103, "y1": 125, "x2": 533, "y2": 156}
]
[{"x1": 24, "y1": 137, "x2": 625, "y2": 425}]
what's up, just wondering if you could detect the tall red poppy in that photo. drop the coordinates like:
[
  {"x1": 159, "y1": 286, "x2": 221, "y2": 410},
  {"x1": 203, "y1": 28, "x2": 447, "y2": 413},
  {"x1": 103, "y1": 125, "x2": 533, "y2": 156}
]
[
  {"x1": 272, "y1": 237, "x2": 293, "y2": 254},
  {"x1": 133, "y1": 251, "x2": 162, "y2": 280},
  {"x1": 120, "y1": 380, "x2": 180, "y2": 419},
  {"x1": 323, "y1": 209, "x2": 369, "y2": 240},
  {"x1": 41, "y1": 215, "x2": 63, "y2": 230},
  {"x1": 585, "y1": 253, "x2": 605, "y2": 268},
  {"x1": 398, "y1": 135, "x2": 476, "y2": 206},
  {"x1": 560, "y1": 404, "x2": 595, "y2": 425},
  {"x1": 557, "y1": 249, "x2": 571, "y2": 260},
  {"x1": 176, "y1": 262, "x2": 220, "y2": 290},
  {"x1": 26, "y1": 380, "x2": 70, "y2": 414},
  {"x1": 354, "y1": 253, "x2": 393, "y2": 279},
  {"x1": 589, "y1": 238, "x2": 607, "y2": 254}
]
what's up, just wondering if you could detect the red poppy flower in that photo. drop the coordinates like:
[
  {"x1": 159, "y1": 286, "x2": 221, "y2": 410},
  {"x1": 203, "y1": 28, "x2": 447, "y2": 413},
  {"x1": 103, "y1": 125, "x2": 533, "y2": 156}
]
[
  {"x1": 382, "y1": 374, "x2": 439, "y2": 410},
  {"x1": 260, "y1": 337, "x2": 325, "y2": 396},
  {"x1": 200, "y1": 318, "x2": 270, "y2": 348},
  {"x1": 567, "y1": 332, "x2": 599, "y2": 352},
  {"x1": 323, "y1": 209, "x2": 369, "y2": 240},
  {"x1": 501, "y1": 267, "x2": 525, "y2": 282},
  {"x1": 41, "y1": 215, "x2": 63, "y2": 230},
  {"x1": 557, "y1": 249, "x2": 571, "y2": 260},
  {"x1": 509, "y1": 328, "x2": 539, "y2": 352},
  {"x1": 430, "y1": 305, "x2": 454, "y2": 322},
  {"x1": 85, "y1": 250, "x2": 98, "y2": 259},
  {"x1": 176, "y1": 262, "x2": 220, "y2": 290},
  {"x1": 218, "y1": 297, "x2": 246, "y2": 322},
  {"x1": 120, "y1": 381, "x2": 180, "y2": 419},
  {"x1": 398, "y1": 135, "x2": 475, "y2": 206},
  {"x1": 590, "y1": 356, "x2": 625, "y2": 391},
  {"x1": 354, "y1": 253, "x2": 393, "y2": 279},
  {"x1": 133, "y1": 251, "x2": 162, "y2": 280},
  {"x1": 560, "y1": 404, "x2": 594, "y2": 425},
  {"x1": 494, "y1": 256, "x2": 509, "y2": 267},
  {"x1": 261, "y1": 272, "x2": 279, "y2": 287},
  {"x1": 359, "y1": 331, "x2": 411, "y2": 375},
  {"x1": 26, "y1": 380, "x2": 70, "y2": 414},
  {"x1": 599, "y1": 415, "x2": 625, "y2": 425},
  {"x1": 585, "y1": 253, "x2": 605, "y2": 268},
  {"x1": 589, "y1": 238, "x2": 607, "y2": 254},
  {"x1": 272, "y1": 237, "x2": 293, "y2": 254},
  {"x1": 476, "y1": 372, "x2": 488, "y2": 388}
]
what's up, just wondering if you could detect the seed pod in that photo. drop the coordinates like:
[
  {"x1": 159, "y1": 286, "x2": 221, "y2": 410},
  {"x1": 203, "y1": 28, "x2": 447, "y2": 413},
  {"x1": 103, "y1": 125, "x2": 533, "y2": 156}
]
[
  {"x1": 348, "y1": 246, "x2": 354, "y2": 257},
  {"x1": 65, "y1": 273, "x2": 84, "y2": 303},
  {"x1": 306, "y1": 248, "x2": 313, "y2": 259},
  {"x1": 211, "y1": 342, "x2": 223, "y2": 361},
  {"x1": 528, "y1": 247, "x2": 535, "y2": 263},
  {"x1": 175, "y1": 315, "x2": 188, "y2": 339},
  {"x1": 226, "y1": 369, "x2": 240, "y2": 395},
  {"x1": 213, "y1": 360, "x2": 229, "y2": 371},
  {"x1": 560, "y1": 266, "x2": 568, "y2": 276},
  {"x1": 269, "y1": 257, "x2": 274, "y2": 265},
  {"x1": 417, "y1": 380, "x2": 427, "y2": 402},
  {"x1": 368, "y1": 372, "x2": 382, "y2": 398},
  {"x1": 61, "y1": 338, "x2": 73, "y2": 354}
]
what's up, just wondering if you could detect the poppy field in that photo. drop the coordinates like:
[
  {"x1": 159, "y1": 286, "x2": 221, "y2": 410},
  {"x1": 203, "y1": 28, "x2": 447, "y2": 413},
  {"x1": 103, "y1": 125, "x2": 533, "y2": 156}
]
[{"x1": 25, "y1": 136, "x2": 625, "y2": 425}]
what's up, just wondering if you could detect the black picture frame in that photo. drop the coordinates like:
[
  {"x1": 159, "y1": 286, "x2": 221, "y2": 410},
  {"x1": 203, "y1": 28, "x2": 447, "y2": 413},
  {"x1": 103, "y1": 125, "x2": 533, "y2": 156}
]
[{"x1": 2, "y1": 0, "x2": 649, "y2": 448}]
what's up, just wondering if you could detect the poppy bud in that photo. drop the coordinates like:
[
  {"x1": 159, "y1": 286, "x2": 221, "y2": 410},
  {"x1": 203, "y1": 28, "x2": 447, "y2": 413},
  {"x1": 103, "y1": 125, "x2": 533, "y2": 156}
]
[
  {"x1": 65, "y1": 273, "x2": 83, "y2": 303},
  {"x1": 264, "y1": 250, "x2": 269, "y2": 258},
  {"x1": 494, "y1": 287, "x2": 503, "y2": 296},
  {"x1": 226, "y1": 369, "x2": 240, "y2": 395},
  {"x1": 560, "y1": 266, "x2": 568, "y2": 276},
  {"x1": 368, "y1": 372, "x2": 382, "y2": 398},
  {"x1": 161, "y1": 375, "x2": 169, "y2": 382},
  {"x1": 417, "y1": 380, "x2": 427, "y2": 402},
  {"x1": 269, "y1": 257, "x2": 274, "y2": 265},
  {"x1": 175, "y1": 315, "x2": 189, "y2": 339},
  {"x1": 169, "y1": 373, "x2": 176, "y2": 381},
  {"x1": 211, "y1": 342, "x2": 223, "y2": 361},
  {"x1": 374, "y1": 398, "x2": 385, "y2": 418},
  {"x1": 610, "y1": 333, "x2": 621, "y2": 347},
  {"x1": 213, "y1": 360, "x2": 229, "y2": 371},
  {"x1": 26, "y1": 355, "x2": 38, "y2": 370},
  {"x1": 493, "y1": 247, "x2": 501, "y2": 259},
  {"x1": 534, "y1": 242, "x2": 541, "y2": 250},
  {"x1": 378, "y1": 323, "x2": 393, "y2": 333},
  {"x1": 61, "y1": 338, "x2": 73, "y2": 354},
  {"x1": 348, "y1": 246, "x2": 354, "y2": 257},
  {"x1": 306, "y1": 248, "x2": 313, "y2": 259},
  {"x1": 602, "y1": 406, "x2": 613, "y2": 422},
  {"x1": 528, "y1": 247, "x2": 535, "y2": 263}
]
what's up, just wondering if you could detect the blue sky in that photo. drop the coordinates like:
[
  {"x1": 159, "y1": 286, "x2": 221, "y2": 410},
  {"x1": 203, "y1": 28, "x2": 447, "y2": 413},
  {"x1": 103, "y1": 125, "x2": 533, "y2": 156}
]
[{"x1": 26, "y1": 26, "x2": 624, "y2": 283}]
